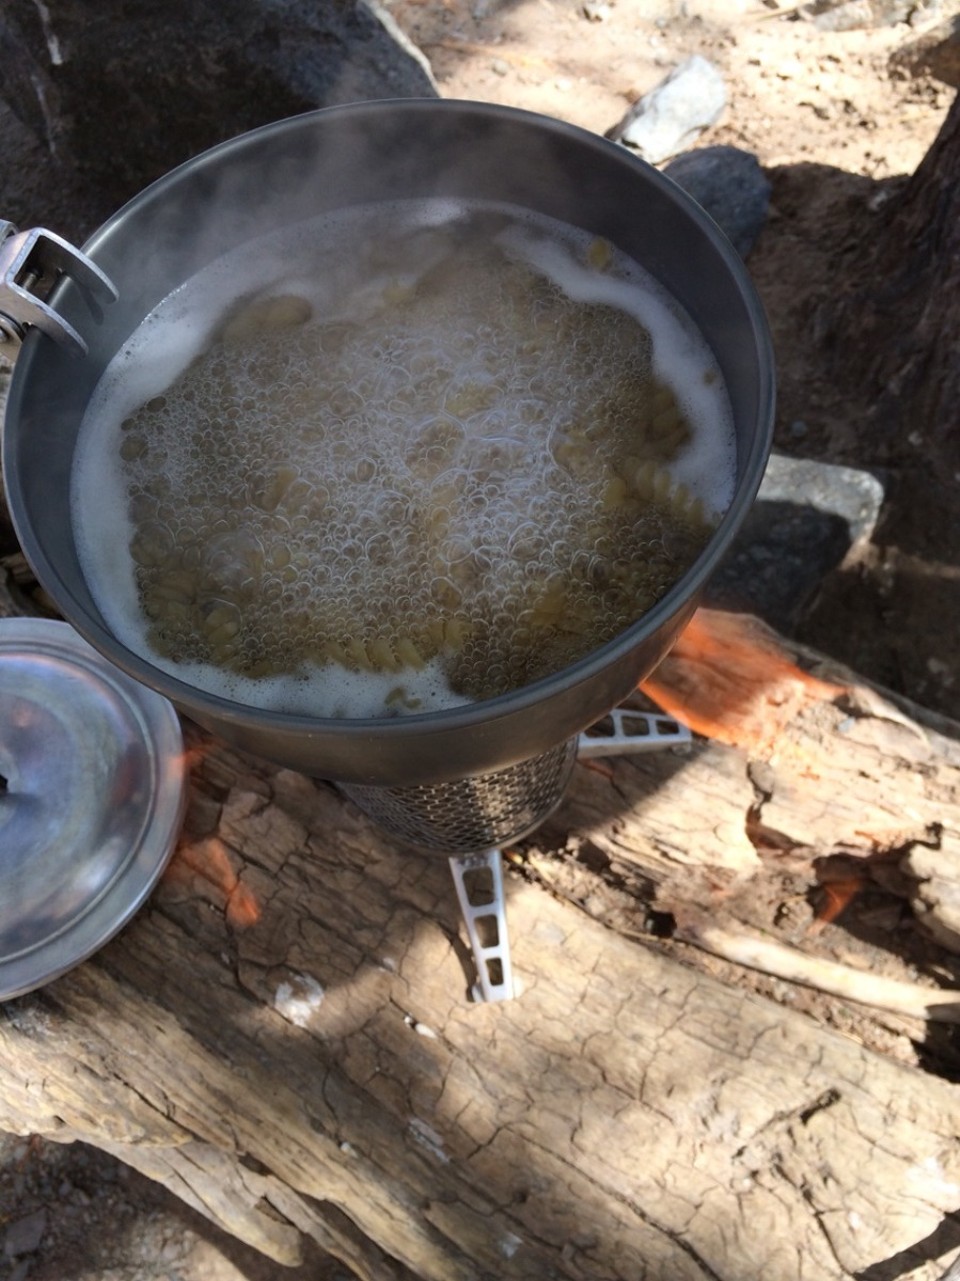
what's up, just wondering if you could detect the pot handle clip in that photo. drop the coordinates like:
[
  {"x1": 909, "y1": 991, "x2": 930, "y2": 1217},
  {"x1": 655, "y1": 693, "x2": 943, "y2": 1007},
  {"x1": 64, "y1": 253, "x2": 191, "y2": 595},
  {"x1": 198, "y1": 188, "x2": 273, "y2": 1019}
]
[{"x1": 0, "y1": 220, "x2": 118, "y2": 358}]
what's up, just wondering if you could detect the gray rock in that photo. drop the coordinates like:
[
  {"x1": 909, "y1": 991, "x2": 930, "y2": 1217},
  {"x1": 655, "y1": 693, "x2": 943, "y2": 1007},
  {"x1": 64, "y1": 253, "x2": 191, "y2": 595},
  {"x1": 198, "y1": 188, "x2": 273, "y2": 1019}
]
[
  {"x1": 760, "y1": 453, "x2": 885, "y2": 548},
  {"x1": 807, "y1": 0, "x2": 925, "y2": 31},
  {"x1": 706, "y1": 452, "x2": 886, "y2": 630},
  {"x1": 3, "y1": 1207, "x2": 47, "y2": 1257},
  {"x1": 890, "y1": 15, "x2": 960, "y2": 87},
  {"x1": 662, "y1": 145, "x2": 771, "y2": 258},
  {"x1": 605, "y1": 55, "x2": 726, "y2": 165},
  {"x1": 0, "y1": 0, "x2": 437, "y2": 239}
]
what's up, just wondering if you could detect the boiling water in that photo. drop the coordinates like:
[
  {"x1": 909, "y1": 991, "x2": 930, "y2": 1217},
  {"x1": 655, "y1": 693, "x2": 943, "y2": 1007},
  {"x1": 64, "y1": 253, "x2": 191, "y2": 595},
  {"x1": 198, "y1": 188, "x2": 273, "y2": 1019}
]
[{"x1": 72, "y1": 200, "x2": 736, "y2": 717}]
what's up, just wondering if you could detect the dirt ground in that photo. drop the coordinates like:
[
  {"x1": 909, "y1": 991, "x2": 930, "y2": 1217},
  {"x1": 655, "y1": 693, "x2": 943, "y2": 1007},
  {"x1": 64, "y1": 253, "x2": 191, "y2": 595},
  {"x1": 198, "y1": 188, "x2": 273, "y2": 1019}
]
[{"x1": 2, "y1": 2, "x2": 958, "y2": 1278}]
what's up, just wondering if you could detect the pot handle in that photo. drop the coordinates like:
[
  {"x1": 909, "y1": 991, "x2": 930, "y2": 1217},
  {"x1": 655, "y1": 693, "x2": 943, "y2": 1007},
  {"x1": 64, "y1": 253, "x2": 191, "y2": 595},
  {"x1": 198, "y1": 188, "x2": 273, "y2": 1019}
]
[{"x1": 0, "y1": 220, "x2": 117, "y2": 359}]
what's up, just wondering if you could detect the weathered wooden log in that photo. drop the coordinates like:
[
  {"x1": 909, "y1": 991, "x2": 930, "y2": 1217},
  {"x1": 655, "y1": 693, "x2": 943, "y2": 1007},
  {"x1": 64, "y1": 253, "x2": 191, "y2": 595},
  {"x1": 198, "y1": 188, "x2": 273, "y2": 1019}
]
[
  {"x1": 3, "y1": 582, "x2": 960, "y2": 1279},
  {"x1": 542, "y1": 610, "x2": 960, "y2": 958}
]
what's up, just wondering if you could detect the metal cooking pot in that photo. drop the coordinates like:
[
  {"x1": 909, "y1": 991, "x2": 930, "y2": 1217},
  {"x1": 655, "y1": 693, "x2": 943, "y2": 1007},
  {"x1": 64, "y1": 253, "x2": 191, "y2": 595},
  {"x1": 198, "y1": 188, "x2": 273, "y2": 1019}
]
[{"x1": 1, "y1": 99, "x2": 774, "y2": 787}]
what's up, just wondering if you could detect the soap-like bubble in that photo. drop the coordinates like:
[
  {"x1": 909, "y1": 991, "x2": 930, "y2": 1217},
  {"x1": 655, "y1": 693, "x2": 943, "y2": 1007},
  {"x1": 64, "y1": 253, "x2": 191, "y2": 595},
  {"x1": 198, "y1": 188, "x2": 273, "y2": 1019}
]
[{"x1": 72, "y1": 199, "x2": 735, "y2": 718}]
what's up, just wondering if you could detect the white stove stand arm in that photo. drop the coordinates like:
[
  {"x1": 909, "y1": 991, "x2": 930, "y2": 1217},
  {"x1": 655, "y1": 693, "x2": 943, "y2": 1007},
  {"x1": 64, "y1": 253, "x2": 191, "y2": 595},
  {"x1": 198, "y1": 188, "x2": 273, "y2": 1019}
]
[
  {"x1": 448, "y1": 848, "x2": 515, "y2": 1003},
  {"x1": 450, "y1": 709, "x2": 691, "y2": 1002}
]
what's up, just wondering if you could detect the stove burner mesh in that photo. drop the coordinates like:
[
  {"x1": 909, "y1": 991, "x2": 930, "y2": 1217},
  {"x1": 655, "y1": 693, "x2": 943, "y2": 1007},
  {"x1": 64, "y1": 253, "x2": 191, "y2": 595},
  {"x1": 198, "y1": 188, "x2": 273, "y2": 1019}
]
[{"x1": 339, "y1": 737, "x2": 579, "y2": 854}]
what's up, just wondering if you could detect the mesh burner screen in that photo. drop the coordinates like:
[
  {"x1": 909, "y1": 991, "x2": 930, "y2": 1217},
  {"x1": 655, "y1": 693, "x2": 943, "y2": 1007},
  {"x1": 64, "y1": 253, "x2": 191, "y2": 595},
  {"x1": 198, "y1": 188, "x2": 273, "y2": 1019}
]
[{"x1": 340, "y1": 737, "x2": 579, "y2": 854}]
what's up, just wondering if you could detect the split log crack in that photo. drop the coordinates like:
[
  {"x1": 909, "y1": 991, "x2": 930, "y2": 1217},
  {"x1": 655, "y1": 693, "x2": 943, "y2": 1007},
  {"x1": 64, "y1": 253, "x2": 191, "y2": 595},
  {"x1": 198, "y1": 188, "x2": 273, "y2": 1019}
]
[{"x1": 732, "y1": 1088, "x2": 842, "y2": 1163}]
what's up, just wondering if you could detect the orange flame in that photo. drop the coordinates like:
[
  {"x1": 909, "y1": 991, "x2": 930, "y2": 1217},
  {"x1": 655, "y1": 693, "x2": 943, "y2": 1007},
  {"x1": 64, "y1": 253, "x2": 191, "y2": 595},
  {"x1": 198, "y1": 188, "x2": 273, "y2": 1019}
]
[
  {"x1": 165, "y1": 835, "x2": 262, "y2": 928},
  {"x1": 640, "y1": 609, "x2": 845, "y2": 759},
  {"x1": 180, "y1": 742, "x2": 212, "y2": 771},
  {"x1": 808, "y1": 876, "x2": 867, "y2": 931}
]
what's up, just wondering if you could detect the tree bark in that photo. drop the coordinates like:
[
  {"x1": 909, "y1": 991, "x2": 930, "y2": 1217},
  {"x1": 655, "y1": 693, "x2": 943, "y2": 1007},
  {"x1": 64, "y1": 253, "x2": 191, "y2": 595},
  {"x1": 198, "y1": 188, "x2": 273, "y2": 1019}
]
[
  {"x1": 793, "y1": 88, "x2": 960, "y2": 723},
  {"x1": 3, "y1": 567, "x2": 960, "y2": 1279},
  {"x1": 821, "y1": 90, "x2": 959, "y2": 473}
]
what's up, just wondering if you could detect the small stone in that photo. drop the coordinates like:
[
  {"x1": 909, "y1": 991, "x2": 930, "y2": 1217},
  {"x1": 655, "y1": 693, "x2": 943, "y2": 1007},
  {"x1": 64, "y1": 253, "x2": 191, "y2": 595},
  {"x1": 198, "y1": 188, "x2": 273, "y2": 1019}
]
[
  {"x1": 790, "y1": 419, "x2": 809, "y2": 438},
  {"x1": 813, "y1": 0, "x2": 912, "y2": 30},
  {"x1": 583, "y1": 1, "x2": 612, "y2": 19},
  {"x1": 707, "y1": 453, "x2": 886, "y2": 629},
  {"x1": 606, "y1": 55, "x2": 726, "y2": 164},
  {"x1": 662, "y1": 145, "x2": 771, "y2": 258},
  {"x1": 890, "y1": 14, "x2": 959, "y2": 86},
  {"x1": 3, "y1": 1208, "x2": 48, "y2": 1257},
  {"x1": 555, "y1": 76, "x2": 573, "y2": 92},
  {"x1": 491, "y1": 58, "x2": 509, "y2": 76}
]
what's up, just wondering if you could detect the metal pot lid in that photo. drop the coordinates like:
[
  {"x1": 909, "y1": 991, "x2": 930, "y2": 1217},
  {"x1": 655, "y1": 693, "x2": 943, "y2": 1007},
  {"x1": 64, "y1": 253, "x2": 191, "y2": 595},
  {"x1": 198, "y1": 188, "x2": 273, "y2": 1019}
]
[{"x1": 0, "y1": 617, "x2": 186, "y2": 1000}]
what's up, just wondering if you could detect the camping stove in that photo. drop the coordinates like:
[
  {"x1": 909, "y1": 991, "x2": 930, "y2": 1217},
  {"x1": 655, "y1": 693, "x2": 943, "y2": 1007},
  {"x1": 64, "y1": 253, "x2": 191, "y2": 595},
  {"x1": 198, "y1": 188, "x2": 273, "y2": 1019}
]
[{"x1": 339, "y1": 707, "x2": 690, "y2": 1002}]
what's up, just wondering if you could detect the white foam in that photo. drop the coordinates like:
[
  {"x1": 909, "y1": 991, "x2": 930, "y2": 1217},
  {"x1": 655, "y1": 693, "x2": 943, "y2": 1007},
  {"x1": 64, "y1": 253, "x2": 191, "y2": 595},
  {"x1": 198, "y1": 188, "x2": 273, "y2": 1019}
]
[
  {"x1": 151, "y1": 653, "x2": 470, "y2": 719},
  {"x1": 500, "y1": 225, "x2": 735, "y2": 509}
]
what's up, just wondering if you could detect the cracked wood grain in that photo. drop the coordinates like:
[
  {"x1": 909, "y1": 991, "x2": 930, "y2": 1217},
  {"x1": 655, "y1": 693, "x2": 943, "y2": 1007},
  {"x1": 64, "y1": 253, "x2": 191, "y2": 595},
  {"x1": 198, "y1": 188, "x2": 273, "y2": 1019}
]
[{"x1": 2, "y1": 620, "x2": 960, "y2": 1278}]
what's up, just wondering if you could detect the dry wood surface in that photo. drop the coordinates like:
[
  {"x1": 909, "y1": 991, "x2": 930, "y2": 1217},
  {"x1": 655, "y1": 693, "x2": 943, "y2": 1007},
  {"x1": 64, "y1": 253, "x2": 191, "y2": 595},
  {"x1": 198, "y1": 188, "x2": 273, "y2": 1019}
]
[{"x1": 3, "y1": 569, "x2": 960, "y2": 1280}]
